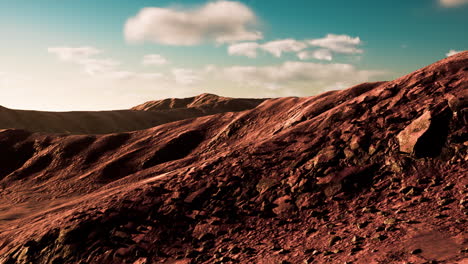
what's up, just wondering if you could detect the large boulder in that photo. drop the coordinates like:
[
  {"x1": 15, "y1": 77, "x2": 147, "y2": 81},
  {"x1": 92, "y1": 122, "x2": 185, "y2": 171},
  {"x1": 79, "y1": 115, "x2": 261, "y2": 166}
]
[
  {"x1": 397, "y1": 106, "x2": 451, "y2": 157},
  {"x1": 397, "y1": 111, "x2": 432, "y2": 155}
]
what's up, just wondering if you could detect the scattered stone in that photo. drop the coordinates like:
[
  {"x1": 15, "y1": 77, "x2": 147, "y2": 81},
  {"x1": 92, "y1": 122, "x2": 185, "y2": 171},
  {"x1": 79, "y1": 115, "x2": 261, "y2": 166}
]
[
  {"x1": 256, "y1": 178, "x2": 278, "y2": 194},
  {"x1": 329, "y1": 236, "x2": 341, "y2": 247},
  {"x1": 442, "y1": 183, "x2": 454, "y2": 191},
  {"x1": 311, "y1": 250, "x2": 321, "y2": 255},
  {"x1": 350, "y1": 247, "x2": 363, "y2": 254},
  {"x1": 384, "y1": 218, "x2": 396, "y2": 225},
  {"x1": 372, "y1": 234, "x2": 387, "y2": 241},
  {"x1": 272, "y1": 195, "x2": 295, "y2": 216},
  {"x1": 356, "y1": 221, "x2": 369, "y2": 229}
]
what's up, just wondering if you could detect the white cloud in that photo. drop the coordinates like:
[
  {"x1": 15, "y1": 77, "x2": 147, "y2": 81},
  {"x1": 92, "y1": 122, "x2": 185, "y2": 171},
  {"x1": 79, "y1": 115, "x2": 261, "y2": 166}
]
[
  {"x1": 48, "y1": 46, "x2": 120, "y2": 75},
  {"x1": 446, "y1": 49, "x2": 462, "y2": 57},
  {"x1": 48, "y1": 46, "x2": 167, "y2": 82},
  {"x1": 223, "y1": 61, "x2": 384, "y2": 91},
  {"x1": 142, "y1": 54, "x2": 169, "y2": 65},
  {"x1": 172, "y1": 68, "x2": 202, "y2": 85},
  {"x1": 124, "y1": 1, "x2": 262, "y2": 46},
  {"x1": 81, "y1": 58, "x2": 121, "y2": 76},
  {"x1": 228, "y1": 39, "x2": 307, "y2": 58},
  {"x1": 308, "y1": 34, "x2": 363, "y2": 54},
  {"x1": 439, "y1": 0, "x2": 468, "y2": 7},
  {"x1": 228, "y1": 42, "x2": 260, "y2": 58},
  {"x1": 47, "y1": 46, "x2": 101, "y2": 61},
  {"x1": 228, "y1": 35, "x2": 363, "y2": 59},
  {"x1": 260, "y1": 39, "x2": 307, "y2": 57},
  {"x1": 297, "y1": 49, "x2": 333, "y2": 61}
]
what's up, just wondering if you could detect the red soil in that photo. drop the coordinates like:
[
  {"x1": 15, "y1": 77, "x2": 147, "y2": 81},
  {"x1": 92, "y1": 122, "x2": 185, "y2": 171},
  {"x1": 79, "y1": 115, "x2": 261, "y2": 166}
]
[{"x1": 0, "y1": 52, "x2": 467, "y2": 264}]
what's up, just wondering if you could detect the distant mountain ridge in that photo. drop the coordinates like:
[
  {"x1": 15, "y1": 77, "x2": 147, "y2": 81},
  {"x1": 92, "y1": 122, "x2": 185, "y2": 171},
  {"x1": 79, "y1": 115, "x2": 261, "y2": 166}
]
[
  {"x1": 132, "y1": 93, "x2": 265, "y2": 113},
  {"x1": 0, "y1": 94, "x2": 265, "y2": 134}
]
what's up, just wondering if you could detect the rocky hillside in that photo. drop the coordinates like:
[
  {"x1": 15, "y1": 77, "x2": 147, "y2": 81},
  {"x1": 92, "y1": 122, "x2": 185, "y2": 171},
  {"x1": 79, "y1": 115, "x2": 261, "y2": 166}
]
[
  {"x1": 0, "y1": 52, "x2": 466, "y2": 264},
  {"x1": 0, "y1": 94, "x2": 264, "y2": 134},
  {"x1": 131, "y1": 93, "x2": 265, "y2": 113}
]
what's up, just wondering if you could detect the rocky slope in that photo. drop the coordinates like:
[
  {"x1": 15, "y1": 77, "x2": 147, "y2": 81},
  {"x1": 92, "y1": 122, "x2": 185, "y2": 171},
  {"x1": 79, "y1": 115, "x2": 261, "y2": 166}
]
[
  {"x1": 131, "y1": 93, "x2": 265, "y2": 113},
  {"x1": 0, "y1": 52, "x2": 467, "y2": 264},
  {"x1": 0, "y1": 94, "x2": 264, "y2": 134}
]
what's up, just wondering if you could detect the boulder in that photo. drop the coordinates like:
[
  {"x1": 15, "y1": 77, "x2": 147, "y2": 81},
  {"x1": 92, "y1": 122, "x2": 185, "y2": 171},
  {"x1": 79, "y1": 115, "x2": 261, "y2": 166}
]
[
  {"x1": 272, "y1": 195, "x2": 295, "y2": 216},
  {"x1": 397, "y1": 107, "x2": 451, "y2": 157},
  {"x1": 397, "y1": 111, "x2": 432, "y2": 155}
]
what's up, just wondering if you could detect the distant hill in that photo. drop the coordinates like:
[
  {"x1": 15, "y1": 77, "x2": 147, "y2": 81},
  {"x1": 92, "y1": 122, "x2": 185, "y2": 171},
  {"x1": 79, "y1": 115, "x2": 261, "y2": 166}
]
[{"x1": 0, "y1": 94, "x2": 265, "y2": 134}]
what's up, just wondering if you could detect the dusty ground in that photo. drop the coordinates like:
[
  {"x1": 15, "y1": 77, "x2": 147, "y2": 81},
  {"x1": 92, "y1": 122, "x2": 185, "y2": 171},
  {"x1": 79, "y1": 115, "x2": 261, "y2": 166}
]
[{"x1": 0, "y1": 52, "x2": 466, "y2": 264}]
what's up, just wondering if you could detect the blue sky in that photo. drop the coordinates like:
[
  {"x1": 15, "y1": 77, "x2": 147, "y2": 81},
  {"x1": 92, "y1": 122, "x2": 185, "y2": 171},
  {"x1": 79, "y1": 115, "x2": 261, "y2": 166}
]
[{"x1": 0, "y1": 0, "x2": 466, "y2": 110}]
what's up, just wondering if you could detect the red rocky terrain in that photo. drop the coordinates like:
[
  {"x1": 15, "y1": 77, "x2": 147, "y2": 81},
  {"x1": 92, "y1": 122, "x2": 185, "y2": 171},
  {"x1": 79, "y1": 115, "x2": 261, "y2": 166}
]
[{"x1": 0, "y1": 52, "x2": 467, "y2": 264}]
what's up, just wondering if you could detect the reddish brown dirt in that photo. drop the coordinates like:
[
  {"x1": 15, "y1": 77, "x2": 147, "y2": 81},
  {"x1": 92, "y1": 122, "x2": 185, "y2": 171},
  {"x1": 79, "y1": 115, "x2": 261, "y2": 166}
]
[
  {"x1": 0, "y1": 94, "x2": 264, "y2": 134},
  {"x1": 0, "y1": 52, "x2": 467, "y2": 264}
]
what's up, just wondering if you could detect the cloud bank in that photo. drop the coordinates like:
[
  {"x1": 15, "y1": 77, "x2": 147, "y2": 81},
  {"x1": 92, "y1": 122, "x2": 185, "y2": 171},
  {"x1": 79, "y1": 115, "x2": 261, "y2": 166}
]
[
  {"x1": 125, "y1": 1, "x2": 262, "y2": 46},
  {"x1": 297, "y1": 49, "x2": 333, "y2": 61},
  {"x1": 228, "y1": 42, "x2": 261, "y2": 58},
  {"x1": 222, "y1": 61, "x2": 385, "y2": 91},
  {"x1": 307, "y1": 34, "x2": 363, "y2": 54},
  {"x1": 228, "y1": 34, "x2": 362, "y2": 59},
  {"x1": 261, "y1": 39, "x2": 307, "y2": 57}
]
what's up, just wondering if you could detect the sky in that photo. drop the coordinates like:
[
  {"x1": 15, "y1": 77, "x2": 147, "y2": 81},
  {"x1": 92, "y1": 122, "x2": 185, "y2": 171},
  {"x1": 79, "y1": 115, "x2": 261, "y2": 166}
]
[{"x1": 0, "y1": 0, "x2": 467, "y2": 111}]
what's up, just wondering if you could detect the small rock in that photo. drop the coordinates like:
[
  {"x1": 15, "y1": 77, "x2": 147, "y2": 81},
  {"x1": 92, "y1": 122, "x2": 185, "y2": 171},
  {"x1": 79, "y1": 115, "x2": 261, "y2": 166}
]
[
  {"x1": 384, "y1": 218, "x2": 396, "y2": 225},
  {"x1": 272, "y1": 195, "x2": 295, "y2": 216},
  {"x1": 329, "y1": 236, "x2": 341, "y2": 247},
  {"x1": 372, "y1": 234, "x2": 387, "y2": 241}
]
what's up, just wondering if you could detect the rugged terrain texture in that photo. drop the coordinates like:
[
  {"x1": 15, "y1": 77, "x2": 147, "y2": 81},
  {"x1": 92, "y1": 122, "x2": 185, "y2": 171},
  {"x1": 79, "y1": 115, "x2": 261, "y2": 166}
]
[
  {"x1": 0, "y1": 94, "x2": 264, "y2": 134},
  {"x1": 0, "y1": 52, "x2": 467, "y2": 264}
]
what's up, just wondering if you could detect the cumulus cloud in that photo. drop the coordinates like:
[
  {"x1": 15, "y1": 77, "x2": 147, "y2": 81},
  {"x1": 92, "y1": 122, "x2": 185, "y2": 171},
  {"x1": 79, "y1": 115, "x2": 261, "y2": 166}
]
[
  {"x1": 297, "y1": 49, "x2": 333, "y2": 61},
  {"x1": 260, "y1": 39, "x2": 307, "y2": 57},
  {"x1": 439, "y1": 0, "x2": 468, "y2": 7},
  {"x1": 228, "y1": 34, "x2": 363, "y2": 59},
  {"x1": 308, "y1": 34, "x2": 363, "y2": 54},
  {"x1": 228, "y1": 39, "x2": 307, "y2": 58},
  {"x1": 228, "y1": 42, "x2": 261, "y2": 58},
  {"x1": 124, "y1": 1, "x2": 262, "y2": 46},
  {"x1": 142, "y1": 54, "x2": 169, "y2": 65},
  {"x1": 223, "y1": 61, "x2": 384, "y2": 91},
  {"x1": 446, "y1": 49, "x2": 462, "y2": 57}
]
